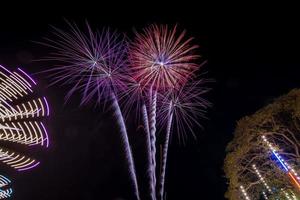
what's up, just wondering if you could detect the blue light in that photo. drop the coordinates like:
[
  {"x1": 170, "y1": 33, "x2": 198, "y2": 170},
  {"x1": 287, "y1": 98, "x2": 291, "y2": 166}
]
[
  {"x1": 0, "y1": 175, "x2": 13, "y2": 198},
  {"x1": 272, "y1": 150, "x2": 288, "y2": 172}
]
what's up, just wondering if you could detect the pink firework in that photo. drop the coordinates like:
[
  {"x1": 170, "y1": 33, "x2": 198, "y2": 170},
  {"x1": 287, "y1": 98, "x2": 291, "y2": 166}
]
[
  {"x1": 128, "y1": 24, "x2": 204, "y2": 200},
  {"x1": 129, "y1": 24, "x2": 200, "y2": 91}
]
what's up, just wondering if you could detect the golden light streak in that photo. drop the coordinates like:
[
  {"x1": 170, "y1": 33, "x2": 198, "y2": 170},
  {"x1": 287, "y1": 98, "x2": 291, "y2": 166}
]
[{"x1": 0, "y1": 65, "x2": 50, "y2": 171}]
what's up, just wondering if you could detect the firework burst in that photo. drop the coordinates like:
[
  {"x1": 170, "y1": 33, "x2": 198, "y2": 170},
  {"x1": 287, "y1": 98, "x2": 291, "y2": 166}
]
[
  {"x1": 158, "y1": 77, "x2": 211, "y2": 142},
  {"x1": 157, "y1": 78, "x2": 211, "y2": 199},
  {"x1": 41, "y1": 22, "x2": 209, "y2": 200},
  {"x1": 128, "y1": 24, "x2": 206, "y2": 200},
  {"x1": 41, "y1": 22, "x2": 140, "y2": 200},
  {"x1": 40, "y1": 22, "x2": 128, "y2": 105},
  {"x1": 117, "y1": 75, "x2": 159, "y2": 199},
  {"x1": 129, "y1": 24, "x2": 199, "y2": 91}
]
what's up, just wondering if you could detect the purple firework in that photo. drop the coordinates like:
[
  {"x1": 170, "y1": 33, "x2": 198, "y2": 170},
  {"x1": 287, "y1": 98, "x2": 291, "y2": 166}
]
[
  {"x1": 118, "y1": 75, "x2": 156, "y2": 199},
  {"x1": 41, "y1": 22, "x2": 128, "y2": 105},
  {"x1": 157, "y1": 78, "x2": 211, "y2": 199},
  {"x1": 41, "y1": 22, "x2": 140, "y2": 200},
  {"x1": 158, "y1": 78, "x2": 211, "y2": 142}
]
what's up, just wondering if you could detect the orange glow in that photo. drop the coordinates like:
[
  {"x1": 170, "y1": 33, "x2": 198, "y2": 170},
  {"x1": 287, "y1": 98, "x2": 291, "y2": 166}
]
[{"x1": 288, "y1": 172, "x2": 300, "y2": 190}]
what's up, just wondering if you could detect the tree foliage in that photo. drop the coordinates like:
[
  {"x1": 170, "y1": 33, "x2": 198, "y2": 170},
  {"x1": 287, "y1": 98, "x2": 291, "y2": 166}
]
[{"x1": 224, "y1": 89, "x2": 300, "y2": 199}]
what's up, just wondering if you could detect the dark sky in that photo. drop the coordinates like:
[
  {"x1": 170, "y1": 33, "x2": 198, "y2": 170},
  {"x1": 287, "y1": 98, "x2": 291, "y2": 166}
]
[{"x1": 1, "y1": 3, "x2": 300, "y2": 200}]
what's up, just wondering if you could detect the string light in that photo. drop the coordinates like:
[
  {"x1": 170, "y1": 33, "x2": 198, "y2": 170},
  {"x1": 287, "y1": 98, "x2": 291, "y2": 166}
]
[
  {"x1": 253, "y1": 164, "x2": 272, "y2": 193},
  {"x1": 262, "y1": 191, "x2": 269, "y2": 199},
  {"x1": 290, "y1": 191, "x2": 298, "y2": 200},
  {"x1": 240, "y1": 185, "x2": 251, "y2": 200},
  {"x1": 282, "y1": 188, "x2": 293, "y2": 200},
  {"x1": 262, "y1": 135, "x2": 300, "y2": 190}
]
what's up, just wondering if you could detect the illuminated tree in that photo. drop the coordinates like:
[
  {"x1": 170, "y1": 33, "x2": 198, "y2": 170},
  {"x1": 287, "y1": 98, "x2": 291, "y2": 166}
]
[
  {"x1": 0, "y1": 65, "x2": 50, "y2": 171},
  {"x1": 224, "y1": 89, "x2": 300, "y2": 199}
]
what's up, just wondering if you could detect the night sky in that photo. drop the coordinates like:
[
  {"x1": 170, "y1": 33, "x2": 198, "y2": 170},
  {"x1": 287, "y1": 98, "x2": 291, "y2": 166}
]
[{"x1": 1, "y1": 3, "x2": 300, "y2": 200}]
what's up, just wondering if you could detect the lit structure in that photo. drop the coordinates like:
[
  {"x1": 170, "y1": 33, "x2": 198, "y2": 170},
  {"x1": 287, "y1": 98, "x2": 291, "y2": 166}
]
[
  {"x1": 0, "y1": 65, "x2": 50, "y2": 171},
  {"x1": 286, "y1": 190, "x2": 299, "y2": 200},
  {"x1": 0, "y1": 175, "x2": 13, "y2": 199},
  {"x1": 282, "y1": 188, "x2": 293, "y2": 200},
  {"x1": 252, "y1": 164, "x2": 272, "y2": 193},
  {"x1": 262, "y1": 191, "x2": 269, "y2": 199},
  {"x1": 290, "y1": 191, "x2": 298, "y2": 200},
  {"x1": 240, "y1": 185, "x2": 251, "y2": 200},
  {"x1": 262, "y1": 135, "x2": 300, "y2": 190}
]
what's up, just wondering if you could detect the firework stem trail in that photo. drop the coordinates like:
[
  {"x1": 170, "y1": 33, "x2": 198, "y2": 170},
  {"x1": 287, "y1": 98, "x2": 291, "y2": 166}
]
[
  {"x1": 111, "y1": 92, "x2": 140, "y2": 200},
  {"x1": 149, "y1": 89, "x2": 157, "y2": 196},
  {"x1": 142, "y1": 103, "x2": 156, "y2": 200},
  {"x1": 158, "y1": 102, "x2": 173, "y2": 200}
]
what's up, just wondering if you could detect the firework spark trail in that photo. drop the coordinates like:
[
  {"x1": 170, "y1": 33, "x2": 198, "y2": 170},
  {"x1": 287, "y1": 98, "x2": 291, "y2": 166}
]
[
  {"x1": 149, "y1": 89, "x2": 157, "y2": 197},
  {"x1": 142, "y1": 103, "x2": 155, "y2": 200},
  {"x1": 119, "y1": 78, "x2": 156, "y2": 199},
  {"x1": 155, "y1": 79, "x2": 210, "y2": 199},
  {"x1": 158, "y1": 101, "x2": 173, "y2": 200},
  {"x1": 41, "y1": 22, "x2": 209, "y2": 199},
  {"x1": 40, "y1": 22, "x2": 140, "y2": 199},
  {"x1": 129, "y1": 24, "x2": 208, "y2": 198},
  {"x1": 111, "y1": 92, "x2": 140, "y2": 200},
  {"x1": 142, "y1": 104, "x2": 150, "y2": 137},
  {"x1": 157, "y1": 79, "x2": 210, "y2": 143}
]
